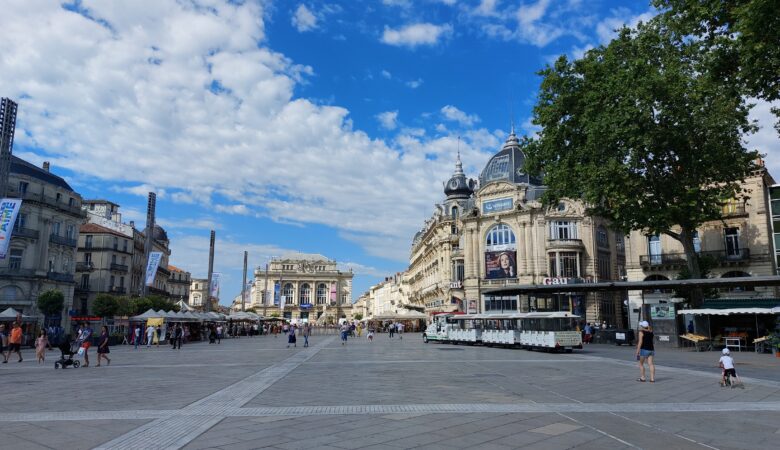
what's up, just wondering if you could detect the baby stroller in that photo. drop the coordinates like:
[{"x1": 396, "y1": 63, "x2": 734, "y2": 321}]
[{"x1": 54, "y1": 339, "x2": 81, "y2": 369}]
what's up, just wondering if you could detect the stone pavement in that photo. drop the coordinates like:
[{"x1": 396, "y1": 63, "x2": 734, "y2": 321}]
[{"x1": 1, "y1": 333, "x2": 779, "y2": 449}]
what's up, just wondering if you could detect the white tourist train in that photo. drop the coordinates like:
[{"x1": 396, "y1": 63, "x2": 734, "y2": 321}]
[{"x1": 422, "y1": 311, "x2": 583, "y2": 352}]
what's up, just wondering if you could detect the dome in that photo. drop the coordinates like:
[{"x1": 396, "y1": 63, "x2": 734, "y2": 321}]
[
  {"x1": 153, "y1": 224, "x2": 169, "y2": 243},
  {"x1": 444, "y1": 153, "x2": 475, "y2": 199},
  {"x1": 478, "y1": 129, "x2": 543, "y2": 187}
]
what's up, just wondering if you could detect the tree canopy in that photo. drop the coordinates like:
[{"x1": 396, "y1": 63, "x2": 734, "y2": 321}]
[
  {"x1": 92, "y1": 294, "x2": 120, "y2": 318},
  {"x1": 524, "y1": 20, "x2": 760, "y2": 299},
  {"x1": 37, "y1": 289, "x2": 64, "y2": 317}
]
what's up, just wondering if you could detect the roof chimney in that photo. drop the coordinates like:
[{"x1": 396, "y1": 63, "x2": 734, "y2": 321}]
[{"x1": 42, "y1": 161, "x2": 50, "y2": 172}]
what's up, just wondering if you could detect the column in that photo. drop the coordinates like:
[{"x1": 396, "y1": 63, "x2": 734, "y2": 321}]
[{"x1": 524, "y1": 222, "x2": 532, "y2": 275}]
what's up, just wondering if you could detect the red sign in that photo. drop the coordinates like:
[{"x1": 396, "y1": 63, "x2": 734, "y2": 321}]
[{"x1": 70, "y1": 316, "x2": 103, "y2": 322}]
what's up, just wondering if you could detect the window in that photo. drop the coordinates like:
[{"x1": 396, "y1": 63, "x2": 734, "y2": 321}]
[
  {"x1": 724, "y1": 228, "x2": 741, "y2": 258},
  {"x1": 615, "y1": 232, "x2": 625, "y2": 253},
  {"x1": 120, "y1": 276, "x2": 125, "y2": 287},
  {"x1": 113, "y1": 237, "x2": 118, "y2": 250},
  {"x1": 485, "y1": 224, "x2": 516, "y2": 250},
  {"x1": 52, "y1": 221, "x2": 61, "y2": 236},
  {"x1": 84, "y1": 253, "x2": 92, "y2": 264},
  {"x1": 648, "y1": 235, "x2": 661, "y2": 264},
  {"x1": 48, "y1": 256, "x2": 55, "y2": 272},
  {"x1": 56, "y1": 192, "x2": 62, "y2": 202},
  {"x1": 597, "y1": 226, "x2": 609, "y2": 248},
  {"x1": 484, "y1": 296, "x2": 517, "y2": 312},
  {"x1": 549, "y1": 252, "x2": 580, "y2": 278},
  {"x1": 13, "y1": 213, "x2": 26, "y2": 231},
  {"x1": 549, "y1": 221, "x2": 578, "y2": 240},
  {"x1": 300, "y1": 283, "x2": 311, "y2": 304},
  {"x1": 597, "y1": 253, "x2": 611, "y2": 280},
  {"x1": 9, "y1": 249, "x2": 23, "y2": 270},
  {"x1": 66, "y1": 224, "x2": 75, "y2": 239},
  {"x1": 62, "y1": 256, "x2": 70, "y2": 273},
  {"x1": 110, "y1": 275, "x2": 115, "y2": 288},
  {"x1": 111, "y1": 254, "x2": 117, "y2": 264},
  {"x1": 283, "y1": 283, "x2": 294, "y2": 304},
  {"x1": 453, "y1": 260, "x2": 465, "y2": 282},
  {"x1": 316, "y1": 283, "x2": 327, "y2": 304},
  {"x1": 80, "y1": 274, "x2": 90, "y2": 289},
  {"x1": 85, "y1": 235, "x2": 93, "y2": 248},
  {"x1": 18, "y1": 181, "x2": 28, "y2": 195},
  {"x1": 123, "y1": 240, "x2": 128, "y2": 252},
  {"x1": 341, "y1": 293, "x2": 348, "y2": 304},
  {"x1": 68, "y1": 197, "x2": 74, "y2": 207}
]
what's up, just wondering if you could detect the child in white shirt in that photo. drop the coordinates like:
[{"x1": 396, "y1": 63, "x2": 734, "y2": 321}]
[{"x1": 719, "y1": 348, "x2": 743, "y2": 387}]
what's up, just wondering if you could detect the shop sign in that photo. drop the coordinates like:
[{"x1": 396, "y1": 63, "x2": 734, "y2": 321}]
[
  {"x1": 650, "y1": 304, "x2": 675, "y2": 319},
  {"x1": 482, "y1": 197, "x2": 513, "y2": 214},
  {"x1": 300, "y1": 303, "x2": 313, "y2": 309},
  {"x1": 70, "y1": 316, "x2": 102, "y2": 322},
  {"x1": 542, "y1": 277, "x2": 596, "y2": 285},
  {"x1": 450, "y1": 281, "x2": 463, "y2": 288}
]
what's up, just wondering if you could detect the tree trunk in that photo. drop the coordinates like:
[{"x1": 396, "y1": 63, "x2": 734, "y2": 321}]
[{"x1": 679, "y1": 226, "x2": 704, "y2": 308}]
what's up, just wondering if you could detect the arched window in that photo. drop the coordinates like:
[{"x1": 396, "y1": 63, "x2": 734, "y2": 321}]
[
  {"x1": 643, "y1": 275, "x2": 672, "y2": 293},
  {"x1": 597, "y1": 226, "x2": 609, "y2": 248},
  {"x1": 720, "y1": 271, "x2": 753, "y2": 292},
  {"x1": 283, "y1": 283, "x2": 294, "y2": 304},
  {"x1": 316, "y1": 283, "x2": 327, "y2": 304},
  {"x1": 2, "y1": 285, "x2": 22, "y2": 302},
  {"x1": 451, "y1": 206, "x2": 458, "y2": 218},
  {"x1": 300, "y1": 283, "x2": 311, "y2": 304},
  {"x1": 485, "y1": 224, "x2": 516, "y2": 250}
]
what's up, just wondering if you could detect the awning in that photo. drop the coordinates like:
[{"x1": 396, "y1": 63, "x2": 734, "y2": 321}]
[
  {"x1": 701, "y1": 298, "x2": 780, "y2": 309},
  {"x1": 677, "y1": 308, "x2": 779, "y2": 316}
]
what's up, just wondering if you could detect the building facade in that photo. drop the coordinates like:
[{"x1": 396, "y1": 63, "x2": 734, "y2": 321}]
[
  {"x1": 408, "y1": 132, "x2": 627, "y2": 326},
  {"x1": 1, "y1": 157, "x2": 84, "y2": 326},
  {"x1": 168, "y1": 265, "x2": 191, "y2": 303},
  {"x1": 253, "y1": 253, "x2": 353, "y2": 323},
  {"x1": 189, "y1": 278, "x2": 209, "y2": 308}
]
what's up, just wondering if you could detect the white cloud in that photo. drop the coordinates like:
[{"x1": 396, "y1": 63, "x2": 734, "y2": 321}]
[
  {"x1": 595, "y1": 8, "x2": 656, "y2": 44},
  {"x1": 441, "y1": 105, "x2": 480, "y2": 126},
  {"x1": 381, "y1": 69, "x2": 393, "y2": 79},
  {"x1": 406, "y1": 78, "x2": 424, "y2": 89},
  {"x1": 376, "y1": 110, "x2": 399, "y2": 130},
  {"x1": 215, "y1": 204, "x2": 251, "y2": 215},
  {"x1": 746, "y1": 99, "x2": 780, "y2": 178},
  {"x1": 292, "y1": 4, "x2": 317, "y2": 32},
  {"x1": 381, "y1": 23, "x2": 452, "y2": 48},
  {"x1": 474, "y1": 0, "x2": 500, "y2": 17}
]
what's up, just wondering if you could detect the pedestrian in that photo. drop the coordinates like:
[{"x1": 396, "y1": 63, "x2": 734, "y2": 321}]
[
  {"x1": 687, "y1": 320, "x2": 694, "y2": 334},
  {"x1": 7, "y1": 322, "x2": 23, "y2": 363},
  {"x1": 388, "y1": 322, "x2": 395, "y2": 338},
  {"x1": 78, "y1": 323, "x2": 93, "y2": 367},
  {"x1": 287, "y1": 325, "x2": 297, "y2": 348},
  {"x1": 133, "y1": 325, "x2": 141, "y2": 349},
  {"x1": 302, "y1": 323, "x2": 310, "y2": 347},
  {"x1": 209, "y1": 326, "x2": 216, "y2": 344},
  {"x1": 397, "y1": 322, "x2": 404, "y2": 339},
  {"x1": 583, "y1": 322, "x2": 593, "y2": 344},
  {"x1": 96, "y1": 325, "x2": 111, "y2": 367},
  {"x1": 367, "y1": 324, "x2": 374, "y2": 342},
  {"x1": 172, "y1": 324, "x2": 183, "y2": 350},
  {"x1": 719, "y1": 348, "x2": 743, "y2": 388},
  {"x1": 35, "y1": 329, "x2": 48, "y2": 364},
  {"x1": 145, "y1": 324, "x2": 155, "y2": 348},
  {"x1": 0, "y1": 324, "x2": 9, "y2": 363},
  {"x1": 635, "y1": 320, "x2": 655, "y2": 382},
  {"x1": 216, "y1": 325, "x2": 223, "y2": 344},
  {"x1": 340, "y1": 322, "x2": 349, "y2": 345}
]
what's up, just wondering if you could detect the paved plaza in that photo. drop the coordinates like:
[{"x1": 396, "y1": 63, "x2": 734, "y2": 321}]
[{"x1": 1, "y1": 332, "x2": 779, "y2": 450}]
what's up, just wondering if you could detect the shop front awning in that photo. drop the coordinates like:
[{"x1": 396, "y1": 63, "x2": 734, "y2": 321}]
[{"x1": 677, "y1": 308, "x2": 779, "y2": 316}]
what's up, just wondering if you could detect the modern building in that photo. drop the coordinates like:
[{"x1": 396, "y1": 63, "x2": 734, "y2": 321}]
[
  {"x1": 252, "y1": 252, "x2": 353, "y2": 323},
  {"x1": 1, "y1": 156, "x2": 84, "y2": 326},
  {"x1": 626, "y1": 165, "x2": 778, "y2": 334},
  {"x1": 408, "y1": 131, "x2": 627, "y2": 326}
]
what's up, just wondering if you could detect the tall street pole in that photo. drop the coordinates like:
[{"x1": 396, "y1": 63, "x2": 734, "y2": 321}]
[
  {"x1": 242, "y1": 251, "x2": 248, "y2": 311},
  {"x1": 206, "y1": 230, "x2": 215, "y2": 313},
  {"x1": 142, "y1": 192, "x2": 156, "y2": 297},
  {"x1": 0, "y1": 98, "x2": 18, "y2": 198}
]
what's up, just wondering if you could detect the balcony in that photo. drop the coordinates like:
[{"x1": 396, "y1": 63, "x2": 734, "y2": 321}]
[
  {"x1": 0, "y1": 268, "x2": 37, "y2": 278},
  {"x1": 47, "y1": 271, "x2": 74, "y2": 283},
  {"x1": 148, "y1": 286, "x2": 170, "y2": 297},
  {"x1": 76, "y1": 262, "x2": 94, "y2": 272},
  {"x1": 156, "y1": 266, "x2": 171, "y2": 276},
  {"x1": 110, "y1": 286, "x2": 126, "y2": 294},
  {"x1": 4, "y1": 186, "x2": 85, "y2": 217},
  {"x1": 12, "y1": 227, "x2": 39, "y2": 239},
  {"x1": 110, "y1": 263, "x2": 129, "y2": 272},
  {"x1": 75, "y1": 284, "x2": 91, "y2": 292},
  {"x1": 721, "y1": 204, "x2": 747, "y2": 218},
  {"x1": 49, "y1": 234, "x2": 77, "y2": 247},
  {"x1": 640, "y1": 248, "x2": 752, "y2": 268},
  {"x1": 77, "y1": 245, "x2": 133, "y2": 254},
  {"x1": 546, "y1": 238, "x2": 585, "y2": 251}
]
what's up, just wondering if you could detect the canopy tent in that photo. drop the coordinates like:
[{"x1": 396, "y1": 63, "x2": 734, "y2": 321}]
[
  {"x1": 175, "y1": 300, "x2": 196, "y2": 312},
  {"x1": 0, "y1": 307, "x2": 37, "y2": 321},
  {"x1": 130, "y1": 308, "x2": 162, "y2": 321},
  {"x1": 371, "y1": 311, "x2": 428, "y2": 321},
  {"x1": 677, "y1": 301, "x2": 780, "y2": 346}
]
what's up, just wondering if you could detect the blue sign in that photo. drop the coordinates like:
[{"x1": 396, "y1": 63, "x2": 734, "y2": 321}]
[
  {"x1": 483, "y1": 197, "x2": 513, "y2": 214},
  {"x1": 273, "y1": 282, "x2": 280, "y2": 306},
  {"x1": 300, "y1": 303, "x2": 313, "y2": 309}
]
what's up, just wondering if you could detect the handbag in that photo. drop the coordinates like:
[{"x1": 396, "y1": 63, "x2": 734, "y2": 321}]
[{"x1": 77, "y1": 346, "x2": 85, "y2": 356}]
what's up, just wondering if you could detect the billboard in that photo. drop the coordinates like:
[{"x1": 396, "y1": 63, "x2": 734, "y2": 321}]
[
  {"x1": 482, "y1": 197, "x2": 513, "y2": 214},
  {"x1": 273, "y1": 282, "x2": 280, "y2": 305},
  {"x1": 0, "y1": 198, "x2": 22, "y2": 258},
  {"x1": 210, "y1": 273, "x2": 221, "y2": 298},
  {"x1": 485, "y1": 250, "x2": 517, "y2": 279},
  {"x1": 144, "y1": 252, "x2": 162, "y2": 286}
]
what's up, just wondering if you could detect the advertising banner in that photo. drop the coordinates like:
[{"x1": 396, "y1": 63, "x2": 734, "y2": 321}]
[
  {"x1": 144, "y1": 252, "x2": 162, "y2": 286},
  {"x1": 485, "y1": 250, "x2": 517, "y2": 279},
  {"x1": 210, "y1": 273, "x2": 221, "y2": 298},
  {"x1": 650, "y1": 304, "x2": 675, "y2": 320},
  {"x1": 467, "y1": 299, "x2": 477, "y2": 314},
  {"x1": 330, "y1": 282, "x2": 337, "y2": 306},
  {"x1": 482, "y1": 197, "x2": 513, "y2": 214},
  {"x1": 273, "y1": 282, "x2": 280, "y2": 305},
  {"x1": 0, "y1": 198, "x2": 22, "y2": 259}
]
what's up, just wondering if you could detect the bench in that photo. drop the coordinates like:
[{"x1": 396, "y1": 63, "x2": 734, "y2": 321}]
[{"x1": 679, "y1": 333, "x2": 711, "y2": 351}]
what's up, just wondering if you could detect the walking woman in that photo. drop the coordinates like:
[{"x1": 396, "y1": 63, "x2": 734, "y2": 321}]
[
  {"x1": 96, "y1": 325, "x2": 111, "y2": 367},
  {"x1": 635, "y1": 320, "x2": 655, "y2": 382},
  {"x1": 35, "y1": 329, "x2": 49, "y2": 364},
  {"x1": 287, "y1": 325, "x2": 297, "y2": 348}
]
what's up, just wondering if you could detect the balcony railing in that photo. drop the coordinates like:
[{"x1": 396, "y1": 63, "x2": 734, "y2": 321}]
[
  {"x1": 76, "y1": 262, "x2": 94, "y2": 272},
  {"x1": 47, "y1": 271, "x2": 74, "y2": 283},
  {"x1": 640, "y1": 248, "x2": 751, "y2": 267},
  {"x1": 4, "y1": 185, "x2": 84, "y2": 217},
  {"x1": 77, "y1": 245, "x2": 132, "y2": 254},
  {"x1": 75, "y1": 284, "x2": 90, "y2": 292},
  {"x1": 110, "y1": 286, "x2": 126, "y2": 294},
  {"x1": 721, "y1": 204, "x2": 747, "y2": 217},
  {"x1": 12, "y1": 227, "x2": 39, "y2": 239},
  {"x1": 110, "y1": 263, "x2": 129, "y2": 272},
  {"x1": 49, "y1": 234, "x2": 77, "y2": 247},
  {"x1": 0, "y1": 268, "x2": 37, "y2": 277},
  {"x1": 156, "y1": 266, "x2": 171, "y2": 276},
  {"x1": 546, "y1": 238, "x2": 585, "y2": 250}
]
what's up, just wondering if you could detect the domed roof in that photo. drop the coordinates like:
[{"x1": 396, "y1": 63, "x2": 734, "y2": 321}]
[
  {"x1": 444, "y1": 153, "x2": 475, "y2": 199},
  {"x1": 478, "y1": 129, "x2": 543, "y2": 187},
  {"x1": 153, "y1": 224, "x2": 168, "y2": 242}
]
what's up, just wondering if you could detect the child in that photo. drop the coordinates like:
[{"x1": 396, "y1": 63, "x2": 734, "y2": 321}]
[
  {"x1": 719, "y1": 348, "x2": 743, "y2": 388},
  {"x1": 35, "y1": 330, "x2": 49, "y2": 364}
]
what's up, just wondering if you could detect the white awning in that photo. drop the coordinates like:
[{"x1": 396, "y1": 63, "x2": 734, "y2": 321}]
[{"x1": 677, "y1": 308, "x2": 778, "y2": 316}]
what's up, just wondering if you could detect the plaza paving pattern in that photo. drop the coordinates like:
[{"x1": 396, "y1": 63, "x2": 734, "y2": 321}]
[{"x1": 0, "y1": 333, "x2": 779, "y2": 449}]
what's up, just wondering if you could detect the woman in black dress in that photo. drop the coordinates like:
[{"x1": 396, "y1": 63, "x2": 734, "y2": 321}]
[{"x1": 96, "y1": 325, "x2": 111, "y2": 367}]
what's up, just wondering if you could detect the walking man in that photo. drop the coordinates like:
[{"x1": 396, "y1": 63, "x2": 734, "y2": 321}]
[
  {"x1": 388, "y1": 322, "x2": 395, "y2": 338},
  {"x1": 7, "y1": 323, "x2": 23, "y2": 363},
  {"x1": 145, "y1": 324, "x2": 155, "y2": 348},
  {"x1": 303, "y1": 323, "x2": 311, "y2": 348},
  {"x1": 133, "y1": 325, "x2": 141, "y2": 349}
]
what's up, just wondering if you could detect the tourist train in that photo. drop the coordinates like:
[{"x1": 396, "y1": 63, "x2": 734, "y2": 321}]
[{"x1": 422, "y1": 312, "x2": 583, "y2": 352}]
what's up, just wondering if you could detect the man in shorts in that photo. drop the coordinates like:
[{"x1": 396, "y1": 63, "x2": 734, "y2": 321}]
[{"x1": 8, "y1": 322, "x2": 24, "y2": 363}]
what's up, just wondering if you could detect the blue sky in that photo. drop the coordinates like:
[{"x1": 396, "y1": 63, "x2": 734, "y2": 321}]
[{"x1": 2, "y1": 0, "x2": 778, "y2": 304}]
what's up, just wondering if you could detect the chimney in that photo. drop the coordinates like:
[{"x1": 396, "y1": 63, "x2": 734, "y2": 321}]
[
  {"x1": 129, "y1": 220, "x2": 135, "y2": 229},
  {"x1": 42, "y1": 161, "x2": 50, "y2": 172}
]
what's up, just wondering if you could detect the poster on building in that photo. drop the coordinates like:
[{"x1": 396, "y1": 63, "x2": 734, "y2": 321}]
[
  {"x1": 467, "y1": 299, "x2": 477, "y2": 314},
  {"x1": 650, "y1": 304, "x2": 675, "y2": 319},
  {"x1": 0, "y1": 199, "x2": 22, "y2": 259},
  {"x1": 330, "y1": 282, "x2": 337, "y2": 306},
  {"x1": 210, "y1": 273, "x2": 221, "y2": 298},
  {"x1": 485, "y1": 250, "x2": 517, "y2": 279},
  {"x1": 273, "y1": 282, "x2": 280, "y2": 305},
  {"x1": 144, "y1": 252, "x2": 162, "y2": 286}
]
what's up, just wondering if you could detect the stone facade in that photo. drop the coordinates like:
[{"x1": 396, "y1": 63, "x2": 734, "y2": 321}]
[
  {"x1": 168, "y1": 265, "x2": 191, "y2": 303},
  {"x1": 1, "y1": 157, "x2": 84, "y2": 328},
  {"x1": 189, "y1": 278, "x2": 209, "y2": 308},
  {"x1": 252, "y1": 252, "x2": 353, "y2": 323}
]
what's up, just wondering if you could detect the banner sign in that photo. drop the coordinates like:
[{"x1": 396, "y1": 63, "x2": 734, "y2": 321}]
[
  {"x1": 485, "y1": 250, "x2": 517, "y2": 279},
  {"x1": 0, "y1": 198, "x2": 22, "y2": 258},
  {"x1": 650, "y1": 304, "x2": 675, "y2": 320},
  {"x1": 330, "y1": 282, "x2": 337, "y2": 305},
  {"x1": 210, "y1": 273, "x2": 221, "y2": 298},
  {"x1": 467, "y1": 299, "x2": 477, "y2": 314},
  {"x1": 482, "y1": 197, "x2": 513, "y2": 214},
  {"x1": 144, "y1": 252, "x2": 163, "y2": 286},
  {"x1": 273, "y1": 282, "x2": 280, "y2": 305}
]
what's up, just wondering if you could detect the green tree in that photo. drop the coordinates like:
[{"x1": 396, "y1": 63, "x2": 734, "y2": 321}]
[
  {"x1": 37, "y1": 289, "x2": 64, "y2": 318},
  {"x1": 525, "y1": 21, "x2": 759, "y2": 306},
  {"x1": 92, "y1": 294, "x2": 119, "y2": 318},
  {"x1": 131, "y1": 297, "x2": 153, "y2": 315},
  {"x1": 115, "y1": 296, "x2": 135, "y2": 317},
  {"x1": 353, "y1": 313, "x2": 363, "y2": 321},
  {"x1": 653, "y1": 0, "x2": 780, "y2": 128}
]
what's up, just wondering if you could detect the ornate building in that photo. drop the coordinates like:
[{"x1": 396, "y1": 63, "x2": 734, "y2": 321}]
[
  {"x1": 253, "y1": 252, "x2": 353, "y2": 323},
  {"x1": 408, "y1": 131, "x2": 627, "y2": 326}
]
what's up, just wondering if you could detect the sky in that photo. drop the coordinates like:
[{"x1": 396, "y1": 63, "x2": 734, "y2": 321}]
[{"x1": 2, "y1": 0, "x2": 778, "y2": 305}]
